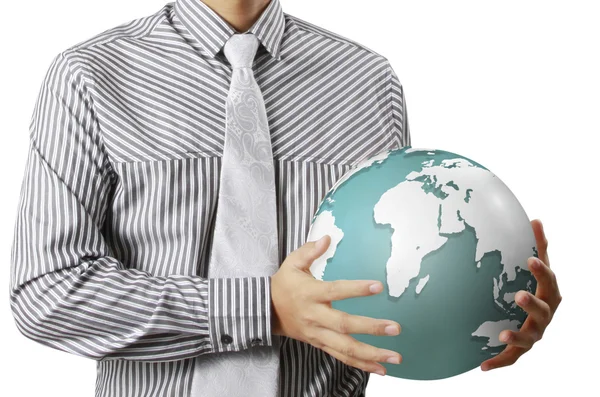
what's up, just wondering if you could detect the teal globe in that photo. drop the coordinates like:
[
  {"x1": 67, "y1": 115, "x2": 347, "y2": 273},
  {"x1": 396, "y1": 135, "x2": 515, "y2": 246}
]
[{"x1": 306, "y1": 146, "x2": 538, "y2": 380}]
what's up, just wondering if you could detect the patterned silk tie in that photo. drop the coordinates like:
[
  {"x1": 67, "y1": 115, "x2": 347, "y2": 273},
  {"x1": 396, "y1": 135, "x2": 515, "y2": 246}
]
[{"x1": 190, "y1": 33, "x2": 281, "y2": 397}]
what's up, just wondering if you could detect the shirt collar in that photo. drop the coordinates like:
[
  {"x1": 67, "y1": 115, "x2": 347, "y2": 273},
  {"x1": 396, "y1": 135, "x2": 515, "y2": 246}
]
[{"x1": 174, "y1": 0, "x2": 286, "y2": 61}]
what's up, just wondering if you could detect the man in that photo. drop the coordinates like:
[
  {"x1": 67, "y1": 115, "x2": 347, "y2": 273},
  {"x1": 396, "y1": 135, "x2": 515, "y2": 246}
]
[{"x1": 9, "y1": 0, "x2": 561, "y2": 396}]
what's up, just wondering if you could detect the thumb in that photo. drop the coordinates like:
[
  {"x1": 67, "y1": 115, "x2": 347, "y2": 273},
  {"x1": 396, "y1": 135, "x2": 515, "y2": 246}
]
[{"x1": 294, "y1": 234, "x2": 331, "y2": 271}]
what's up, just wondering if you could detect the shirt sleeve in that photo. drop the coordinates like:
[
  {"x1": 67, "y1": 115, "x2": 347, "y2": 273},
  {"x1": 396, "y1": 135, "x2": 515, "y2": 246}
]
[
  {"x1": 386, "y1": 61, "x2": 412, "y2": 148},
  {"x1": 9, "y1": 51, "x2": 273, "y2": 362}
]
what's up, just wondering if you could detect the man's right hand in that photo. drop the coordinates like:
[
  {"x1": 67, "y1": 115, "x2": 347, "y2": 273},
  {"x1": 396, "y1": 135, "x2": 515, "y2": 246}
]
[{"x1": 270, "y1": 235, "x2": 402, "y2": 376}]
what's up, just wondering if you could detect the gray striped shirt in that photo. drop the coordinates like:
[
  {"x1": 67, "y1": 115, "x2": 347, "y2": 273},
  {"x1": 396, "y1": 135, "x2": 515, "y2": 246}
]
[{"x1": 9, "y1": 0, "x2": 410, "y2": 395}]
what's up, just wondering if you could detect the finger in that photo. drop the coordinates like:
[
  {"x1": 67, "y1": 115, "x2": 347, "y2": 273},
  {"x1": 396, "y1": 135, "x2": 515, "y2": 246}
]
[
  {"x1": 320, "y1": 344, "x2": 388, "y2": 376},
  {"x1": 316, "y1": 326, "x2": 402, "y2": 366},
  {"x1": 528, "y1": 257, "x2": 561, "y2": 311},
  {"x1": 531, "y1": 219, "x2": 550, "y2": 267},
  {"x1": 293, "y1": 235, "x2": 331, "y2": 271},
  {"x1": 315, "y1": 305, "x2": 401, "y2": 336},
  {"x1": 481, "y1": 345, "x2": 527, "y2": 371},
  {"x1": 316, "y1": 279, "x2": 386, "y2": 302},
  {"x1": 498, "y1": 329, "x2": 537, "y2": 349},
  {"x1": 515, "y1": 290, "x2": 553, "y2": 329}
]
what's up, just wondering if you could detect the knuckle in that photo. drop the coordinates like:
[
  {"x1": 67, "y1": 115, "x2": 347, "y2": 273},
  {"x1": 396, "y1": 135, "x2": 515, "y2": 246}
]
[
  {"x1": 325, "y1": 348, "x2": 345, "y2": 365},
  {"x1": 336, "y1": 353, "x2": 351, "y2": 366},
  {"x1": 527, "y1": 332, "x2": 537, "y2": 344},
  {"x1": 341, "y1": 342, "x2": 356, "y2": 358},
  {"x1": 529, "y1": 327, "x2": 542, "y2": 342},
  {"x1": 302, "y1": 311, "x2": 316, "y2": 327},
  {"x1": 326, "y1": 281, "x2": 338, "y2": 301},
  {"x1": 337, "y1": 311, "x2": 351, "y2": 334},
  {"x1": 295, "y1": 246, "x2": 310, "y2": 261},
  {"x1": 305, "y1": 332, "x2": 322, "y2": 349},
  {"x1": 372, "y1": 321, "x2": 387, "y2": 336},
  {"x1": 541, "y1": 306, "x2": 552, "y2": 324}
]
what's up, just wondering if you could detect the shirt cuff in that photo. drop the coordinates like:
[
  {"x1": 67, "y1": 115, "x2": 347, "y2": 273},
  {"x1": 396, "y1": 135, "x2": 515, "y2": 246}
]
[{"x1": 208, "y1": 276, "x2": 273, "y2": 353}]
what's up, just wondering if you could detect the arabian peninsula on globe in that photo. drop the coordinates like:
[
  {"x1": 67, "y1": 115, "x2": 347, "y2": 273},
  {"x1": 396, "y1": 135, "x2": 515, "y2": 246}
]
[{"x1": 306, "y1": 146, "x2": 538, "y2": 380}]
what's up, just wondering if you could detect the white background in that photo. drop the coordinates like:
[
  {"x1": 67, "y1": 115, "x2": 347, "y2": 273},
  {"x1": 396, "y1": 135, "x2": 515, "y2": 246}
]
[{"x1": 1, "y1": 0, "x2": 598, "y2": 396}]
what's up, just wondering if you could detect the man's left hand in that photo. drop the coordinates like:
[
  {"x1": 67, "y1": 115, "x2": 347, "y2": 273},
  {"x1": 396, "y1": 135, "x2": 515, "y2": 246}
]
[{"x1": 481, "y1": 219, "x2": 562, "y2": 371}]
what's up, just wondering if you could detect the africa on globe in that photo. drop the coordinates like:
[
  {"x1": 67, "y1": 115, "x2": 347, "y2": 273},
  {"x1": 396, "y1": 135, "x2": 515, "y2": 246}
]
[{"x1": 306, "y1": 146, "x2": 538, "y2": 380}]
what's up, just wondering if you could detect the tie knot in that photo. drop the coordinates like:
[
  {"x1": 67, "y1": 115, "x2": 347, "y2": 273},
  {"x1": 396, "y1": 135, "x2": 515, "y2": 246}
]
[{"x1": 223, "y1": 33, "x2": 259, "y2": 69}]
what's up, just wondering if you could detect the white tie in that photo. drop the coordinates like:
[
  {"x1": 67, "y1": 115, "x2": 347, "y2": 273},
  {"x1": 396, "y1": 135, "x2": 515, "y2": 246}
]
[{"x1": 190, "y1": 33, "x2": 280, "y2": 397}]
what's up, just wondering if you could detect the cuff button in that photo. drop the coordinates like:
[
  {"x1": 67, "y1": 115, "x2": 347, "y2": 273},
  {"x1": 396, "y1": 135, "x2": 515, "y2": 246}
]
[
  {"x1": 250, "y1": 338, "x2": 262, "y2": 346},
  {"x1": 221, "y1": 334, "x2": 233, "y2": 344}
]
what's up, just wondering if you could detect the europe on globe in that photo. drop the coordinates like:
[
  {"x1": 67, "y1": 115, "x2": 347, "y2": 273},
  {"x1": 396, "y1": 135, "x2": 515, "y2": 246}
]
[{"x1": 306, "y1": 146, "x2": 538, "y2": 380}]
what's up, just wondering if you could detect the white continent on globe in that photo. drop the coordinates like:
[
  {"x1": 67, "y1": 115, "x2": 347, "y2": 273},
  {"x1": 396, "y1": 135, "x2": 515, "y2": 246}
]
[
  {"x1": 415, "y1": 275, "x2": 430, "y2": 294},
  {"x1": 471, "y1": 319, "x2": 522, "y2": 348},
  {"x1": 308, "y1": 211, "x2": 344, "y2": 280}
]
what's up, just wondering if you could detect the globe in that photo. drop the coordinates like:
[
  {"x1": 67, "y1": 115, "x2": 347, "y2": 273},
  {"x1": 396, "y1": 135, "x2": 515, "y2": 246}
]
[{"x1": 306, "y1": 146, "x2": 538, "y2": 380}]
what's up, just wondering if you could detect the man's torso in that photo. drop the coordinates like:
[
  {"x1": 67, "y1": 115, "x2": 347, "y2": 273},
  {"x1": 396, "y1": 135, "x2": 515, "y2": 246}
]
[{"x1": 67, "y1": 1, "x2": 402, "y2": 395}]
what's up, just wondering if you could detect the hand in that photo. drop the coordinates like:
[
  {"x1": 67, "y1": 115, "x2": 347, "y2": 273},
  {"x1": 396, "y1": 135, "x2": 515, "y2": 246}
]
[
  {"x1": 481, "y1": 219, "x2": 562, "y2": 371},
  {"x1": 271, "y1": 234, "x2": 402, "y2": 376}
]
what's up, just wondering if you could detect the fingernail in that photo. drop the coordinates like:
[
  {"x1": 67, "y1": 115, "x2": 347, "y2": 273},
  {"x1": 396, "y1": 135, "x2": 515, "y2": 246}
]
[
  {"x1": 386, "y1": 355, "x2": 401, "y2": 364},
  {"x1": 530, "y1": 258, "x2": 541, "y2": 270},
  {"x1": 376, "y1": 369, "x2": 386, "y2": 376},
  {"x1": 517, "y1": 292, "x2": 529, "y2": 304},
  {"x1": 500, "y1": 332, "x2": 511, "y2": 343},
  {"x1": 385, "y1": 325, "x2": 400, "y2": 335},
  {"x1": 315, "y1": 236, "x2": 325, "y2": 248},
  {"x1": 370, "y1": 283, "x2": 383, "y2": 293}
]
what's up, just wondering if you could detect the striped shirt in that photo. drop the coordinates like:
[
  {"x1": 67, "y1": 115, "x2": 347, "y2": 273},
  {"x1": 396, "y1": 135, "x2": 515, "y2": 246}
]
[{"x1": 9, "y1": 0, "x2": 411, "y2": 396}]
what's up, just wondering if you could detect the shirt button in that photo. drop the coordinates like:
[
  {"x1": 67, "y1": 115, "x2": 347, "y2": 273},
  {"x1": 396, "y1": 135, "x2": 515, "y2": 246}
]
[
  {"x1": 221, "y1": 334, "x2": 233, "y2": 344},
  {"x1": 250, "y1": 338, "x2": 262, "y2": 345}
]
